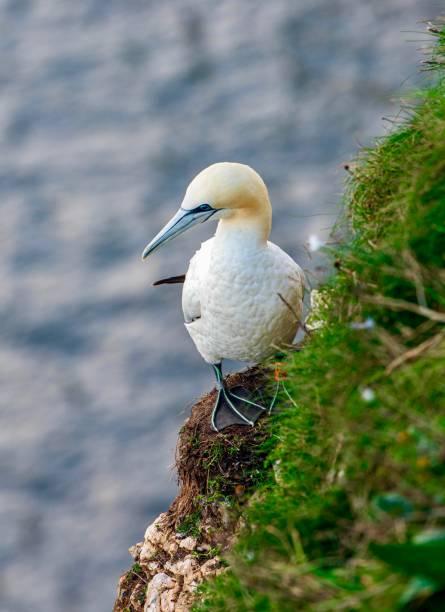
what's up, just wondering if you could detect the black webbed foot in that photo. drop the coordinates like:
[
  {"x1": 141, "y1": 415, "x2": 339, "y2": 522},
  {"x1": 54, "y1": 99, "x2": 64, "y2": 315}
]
[{"x1": 211, "y1": 385, "x2": 266, "y2": 432}]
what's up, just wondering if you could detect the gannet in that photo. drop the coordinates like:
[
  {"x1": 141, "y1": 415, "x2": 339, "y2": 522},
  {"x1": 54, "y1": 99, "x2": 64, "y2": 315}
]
[{"x1": 142, "y1": 162, "x2": 305, "y2": 431}]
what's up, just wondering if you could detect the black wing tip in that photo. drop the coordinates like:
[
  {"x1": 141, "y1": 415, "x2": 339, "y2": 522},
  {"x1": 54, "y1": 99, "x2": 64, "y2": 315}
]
[{"x1": 153, "y1": 274, "x2": 186, "y2": 286}]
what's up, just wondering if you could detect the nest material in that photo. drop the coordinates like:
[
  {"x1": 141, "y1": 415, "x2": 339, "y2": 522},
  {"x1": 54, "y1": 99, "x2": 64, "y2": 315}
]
[{"x1": 167, "y1": 366, "x2": 271, "y2": 530}]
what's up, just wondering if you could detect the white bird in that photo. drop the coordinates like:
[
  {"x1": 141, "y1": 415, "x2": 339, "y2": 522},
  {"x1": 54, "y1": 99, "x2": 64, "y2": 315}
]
[{"x1": 142, "y1": 162, "x2": 305, "y2": 431}]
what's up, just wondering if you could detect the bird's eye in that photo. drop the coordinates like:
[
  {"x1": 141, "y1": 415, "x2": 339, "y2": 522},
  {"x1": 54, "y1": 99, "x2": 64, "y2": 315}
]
[{"x1": 195, "y1": 203, "x2": 212, "y2": 212}]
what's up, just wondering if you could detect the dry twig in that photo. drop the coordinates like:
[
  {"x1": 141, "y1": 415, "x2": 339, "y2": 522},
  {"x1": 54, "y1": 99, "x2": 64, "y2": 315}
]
[
  {"x1": 360, "y1": 294, "x2": 445, "y2": 323},
  {"x1": 385, "y1": 332, "x2": 444, "y2": 374}
]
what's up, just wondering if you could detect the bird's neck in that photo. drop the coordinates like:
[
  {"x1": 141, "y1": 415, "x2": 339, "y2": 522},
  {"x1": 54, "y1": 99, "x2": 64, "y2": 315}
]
[{"x1": 214, "y1": 203, "x2": 271, "y2": 249}]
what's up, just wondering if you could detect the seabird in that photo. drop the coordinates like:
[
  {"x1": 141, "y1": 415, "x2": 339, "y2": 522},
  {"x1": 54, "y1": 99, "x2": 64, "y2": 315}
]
[{"x1": 142, "y1": 162, "x2": 305, "y2": 431}]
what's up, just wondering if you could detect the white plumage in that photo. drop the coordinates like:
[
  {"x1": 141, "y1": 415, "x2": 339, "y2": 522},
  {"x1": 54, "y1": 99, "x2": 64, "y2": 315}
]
[
  {"x1": 142, "y1": 162, "x2": 305, "y2": 430},
  {"x1": 183, "y1": 235, "x2": 304, "y2": 364}
]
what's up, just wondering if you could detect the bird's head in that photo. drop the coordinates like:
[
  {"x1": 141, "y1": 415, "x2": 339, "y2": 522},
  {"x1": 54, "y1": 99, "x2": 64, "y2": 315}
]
[{"x1": 141, "y1": 162, "x2": 271, "y2": 260}]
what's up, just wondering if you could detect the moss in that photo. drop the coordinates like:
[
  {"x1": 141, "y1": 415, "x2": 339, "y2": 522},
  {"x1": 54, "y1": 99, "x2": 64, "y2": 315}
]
[
  {"x1": 194, "y1": 20, "x2": 445, "y2": 612},
  {"x1": 177, "y1": 511, "x2": 202, "y2": 539}
]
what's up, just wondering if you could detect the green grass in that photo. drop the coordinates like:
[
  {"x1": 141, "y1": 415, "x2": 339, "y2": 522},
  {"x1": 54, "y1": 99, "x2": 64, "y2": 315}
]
[{"x1": 193, "y1": 22, "x2": 445, "y2": 612}]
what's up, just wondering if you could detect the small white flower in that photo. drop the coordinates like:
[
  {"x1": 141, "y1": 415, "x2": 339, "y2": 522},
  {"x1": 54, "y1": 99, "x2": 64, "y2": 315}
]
[
  {"x1": 305, "y1": 289, "x2": 327, "y2": 331},
  {"x1": 361, "y1": 387, "x2": 375, "y2": 402},
  {"x1": 308, "y1": 234, "x2": 324, "y2": 252}
]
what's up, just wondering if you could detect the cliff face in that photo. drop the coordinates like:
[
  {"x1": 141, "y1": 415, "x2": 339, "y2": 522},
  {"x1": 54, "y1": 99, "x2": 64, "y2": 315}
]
[
  {"x1": 114, "y1": 511, "x2": 229, "y2": 612},
  {"x1": 113, "y1": 368, "x2": 271, "y2": 612}
]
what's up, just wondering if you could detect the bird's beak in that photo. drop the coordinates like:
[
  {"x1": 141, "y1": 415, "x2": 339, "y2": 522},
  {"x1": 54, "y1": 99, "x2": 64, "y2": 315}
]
[{"x1": 141, "y1": 206, "x2": 216, "y2": 260}]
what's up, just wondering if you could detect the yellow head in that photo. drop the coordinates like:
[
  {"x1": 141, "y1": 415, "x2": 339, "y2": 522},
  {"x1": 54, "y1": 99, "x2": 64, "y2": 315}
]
[{"x1": 142, "y1": 162, "x2": 272, "y2": 259}]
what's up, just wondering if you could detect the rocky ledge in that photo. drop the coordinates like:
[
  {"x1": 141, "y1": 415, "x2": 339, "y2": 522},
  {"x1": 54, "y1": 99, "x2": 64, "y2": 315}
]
[
  {"x1": 114, "y1": 510, "x2": 230, "y2": 612},
  {"x1": 113, "y1": 367, "x2": 270, "y2": 612}
]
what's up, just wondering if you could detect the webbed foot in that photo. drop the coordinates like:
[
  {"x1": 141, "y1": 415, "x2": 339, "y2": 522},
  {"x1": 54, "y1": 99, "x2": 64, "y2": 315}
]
[{"x1": 210, "y1": 384, "x2": 266, "y2": 431}]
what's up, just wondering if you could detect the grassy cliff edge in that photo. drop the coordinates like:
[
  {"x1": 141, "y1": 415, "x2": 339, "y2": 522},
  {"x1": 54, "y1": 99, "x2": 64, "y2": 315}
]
[{"x1": 193, "y1": 22, "x2": 445, "y2": 611}]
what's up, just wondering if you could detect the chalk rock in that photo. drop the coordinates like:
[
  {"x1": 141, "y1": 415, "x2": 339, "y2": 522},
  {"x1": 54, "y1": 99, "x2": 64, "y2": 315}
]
[
  {"x1": 164, "y1": 538, "x2": 179, "y2": 556},
  {"x1": 115, "y1": 510, "x2": 229, "y2": 611},
  {"x1": 174, "y1": 557, "x2": 199, "y2": 578},
  {"x1": 140, "y1": 539, "x2": 157, "y2": 562},
  {"x1": 144, "y1": 573, "x2": 175, "y2": 612},
  {"x1": 200, "y1": 558, "x2": 222, "y2": 578},
  {"x1": 145, "y1": 514, "x2": 168, "y2": 545},
  {"x1": 129, "y1": 542, "x2": 142, "y2": 560},
  {"x1": 160, "y1": 588, "x2": 175, "y2": 612},
  {"x1": 178, "y1": 536, "x2": 197, "y2": 551}
]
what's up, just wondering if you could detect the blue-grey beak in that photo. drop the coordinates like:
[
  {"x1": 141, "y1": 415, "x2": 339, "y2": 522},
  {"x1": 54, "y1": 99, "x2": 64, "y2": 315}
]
[{"x1": 141, "y1": 205, "x2": 216, "y2": 260}]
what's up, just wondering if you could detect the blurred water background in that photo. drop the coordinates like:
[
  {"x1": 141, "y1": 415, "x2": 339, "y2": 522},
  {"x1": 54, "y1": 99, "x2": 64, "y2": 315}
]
[{"x1": 0, "y1": 1, "x2": 439, "y2": 610}]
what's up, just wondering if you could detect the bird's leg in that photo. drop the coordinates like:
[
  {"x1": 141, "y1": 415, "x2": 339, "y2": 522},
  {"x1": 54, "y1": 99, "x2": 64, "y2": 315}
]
[{"x1": 210, "y1": 363, "x2": 267, "y2": 432}]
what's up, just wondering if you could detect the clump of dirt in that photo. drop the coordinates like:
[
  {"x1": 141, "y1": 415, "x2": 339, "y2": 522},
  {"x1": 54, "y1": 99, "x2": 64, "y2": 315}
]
[{"x1": 168, "y1": 366, "x2": 271, "y2": 529}]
